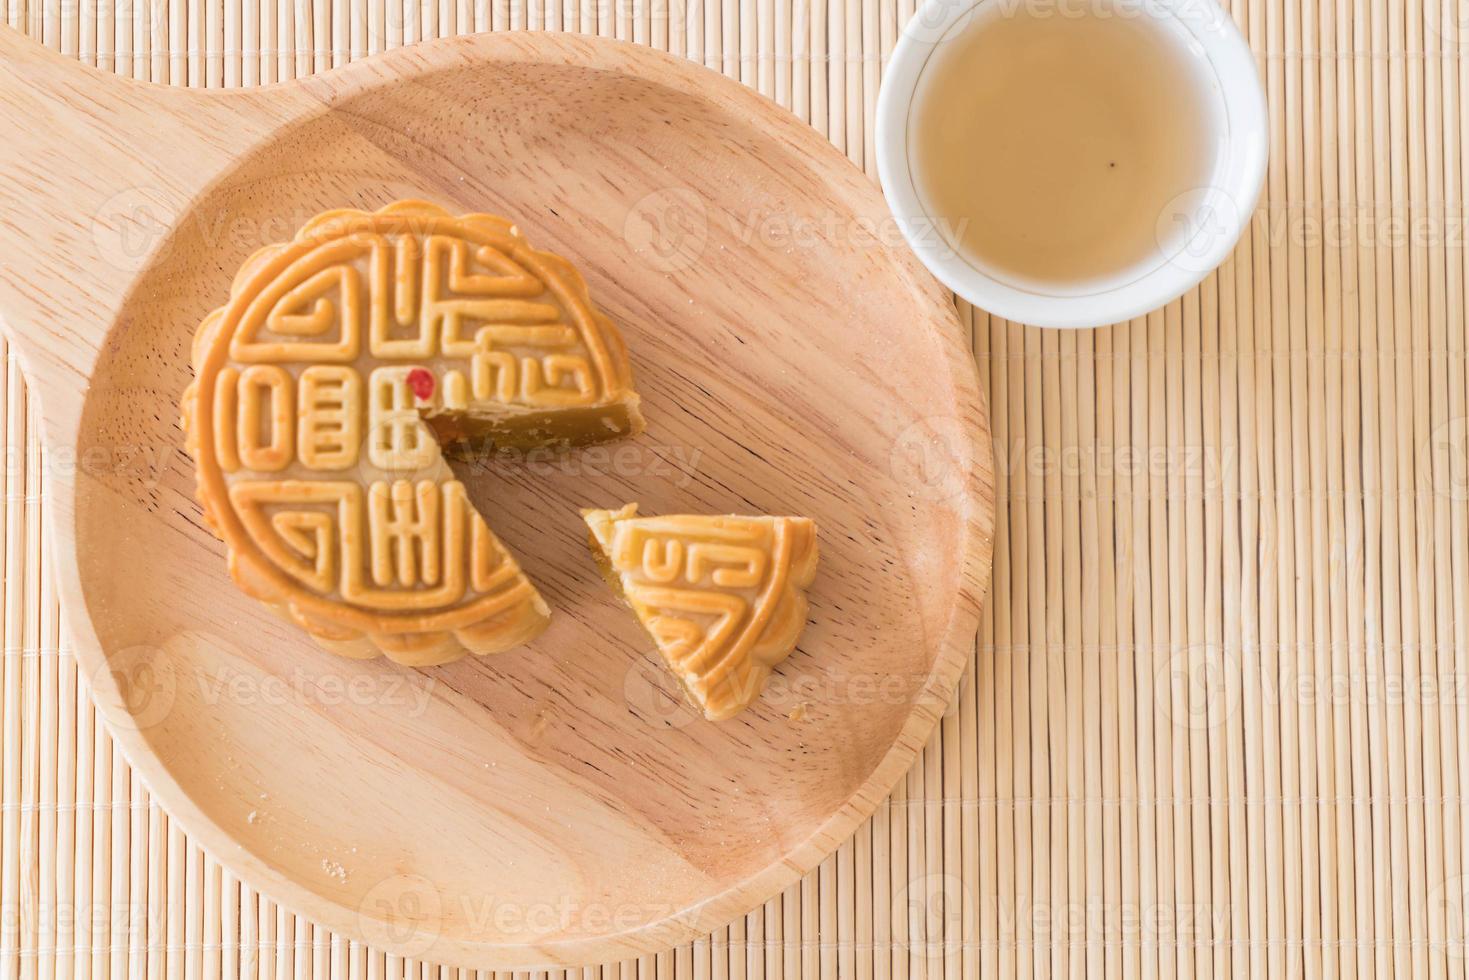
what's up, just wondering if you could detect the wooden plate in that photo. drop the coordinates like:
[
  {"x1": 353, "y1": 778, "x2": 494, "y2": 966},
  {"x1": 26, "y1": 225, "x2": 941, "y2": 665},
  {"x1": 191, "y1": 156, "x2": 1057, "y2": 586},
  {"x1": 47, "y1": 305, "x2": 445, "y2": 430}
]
[{"x1": 0, "y1": 28, "x2": 994, "y2": 968}]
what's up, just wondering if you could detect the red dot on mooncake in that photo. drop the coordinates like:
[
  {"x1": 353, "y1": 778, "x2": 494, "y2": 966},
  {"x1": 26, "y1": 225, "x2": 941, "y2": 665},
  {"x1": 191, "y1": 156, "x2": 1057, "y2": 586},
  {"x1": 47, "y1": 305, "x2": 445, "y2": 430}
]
[{"x1": 406, "y1": 368, "x2": 435, "y2": 401}]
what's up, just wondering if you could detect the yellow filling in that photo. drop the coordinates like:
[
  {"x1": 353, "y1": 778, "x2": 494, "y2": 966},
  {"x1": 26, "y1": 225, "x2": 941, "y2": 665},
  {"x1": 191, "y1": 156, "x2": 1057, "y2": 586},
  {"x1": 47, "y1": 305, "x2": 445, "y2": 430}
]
[
  {"x1": 585, "y1": 531, "x2": 705, "y2": 717},
  {"x1": 426, "y1": 402, "x2": 640, "y2": 458},
  {"x1": 586, "y1": 533, "x2": 629, "y2": 603}
]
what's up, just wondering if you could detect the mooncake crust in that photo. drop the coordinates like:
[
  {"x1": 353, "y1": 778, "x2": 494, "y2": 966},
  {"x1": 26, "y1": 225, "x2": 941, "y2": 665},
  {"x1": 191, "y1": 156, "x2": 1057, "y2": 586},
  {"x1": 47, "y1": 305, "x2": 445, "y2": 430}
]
[
  {"x1": 183, "y1": 200, "x2": 642, "y2": 664},
  {"x1": 584, "y1": 504, "x2": 819, "y2": 720}
]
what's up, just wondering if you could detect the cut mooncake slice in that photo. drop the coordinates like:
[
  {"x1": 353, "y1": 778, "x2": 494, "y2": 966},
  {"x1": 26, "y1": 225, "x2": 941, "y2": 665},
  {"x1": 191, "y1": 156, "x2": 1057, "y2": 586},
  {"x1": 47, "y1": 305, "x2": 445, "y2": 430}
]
[
  {"x1": 583, "y1": 504, "x2": 819, "y2": 720},
  {"x1": 182, "y1": 200, "x2": 643, "y2": 665}
]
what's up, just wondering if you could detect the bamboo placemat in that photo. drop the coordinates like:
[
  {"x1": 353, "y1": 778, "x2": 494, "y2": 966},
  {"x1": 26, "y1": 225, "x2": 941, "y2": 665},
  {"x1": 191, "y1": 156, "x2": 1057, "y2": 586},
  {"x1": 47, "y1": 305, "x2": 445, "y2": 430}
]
[{"x1": 3, "y1": 0, "x2": 1469, "y2": 976}]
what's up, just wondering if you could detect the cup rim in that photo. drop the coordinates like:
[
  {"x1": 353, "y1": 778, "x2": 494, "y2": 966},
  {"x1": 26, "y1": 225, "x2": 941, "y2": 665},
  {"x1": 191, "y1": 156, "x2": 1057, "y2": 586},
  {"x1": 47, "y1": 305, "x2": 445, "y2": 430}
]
[{"x1": 875, "y1": 0, "x2": 1269, "y2": 329}]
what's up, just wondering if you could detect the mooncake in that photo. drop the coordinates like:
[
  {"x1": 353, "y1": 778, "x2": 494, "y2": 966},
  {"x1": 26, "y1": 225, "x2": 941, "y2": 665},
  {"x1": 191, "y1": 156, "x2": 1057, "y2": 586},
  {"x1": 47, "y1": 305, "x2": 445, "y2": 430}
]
[
  {"x1": 182, "y1": 200, "x2": 643, "y2": 666},
  {"x1": 583, "y1": 504, "x2": 818, "y2": 720}
]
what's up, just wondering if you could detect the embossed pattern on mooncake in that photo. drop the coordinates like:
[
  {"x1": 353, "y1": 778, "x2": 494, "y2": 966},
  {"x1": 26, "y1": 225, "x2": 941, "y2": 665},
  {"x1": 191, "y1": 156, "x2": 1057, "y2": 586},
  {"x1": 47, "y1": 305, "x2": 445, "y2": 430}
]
[
  {"x1": 583, "y1": 504, "x2": 819, "y2": 721},
  {"x1": 182, "y1": 200, "x2": 643, "y2": 666}
]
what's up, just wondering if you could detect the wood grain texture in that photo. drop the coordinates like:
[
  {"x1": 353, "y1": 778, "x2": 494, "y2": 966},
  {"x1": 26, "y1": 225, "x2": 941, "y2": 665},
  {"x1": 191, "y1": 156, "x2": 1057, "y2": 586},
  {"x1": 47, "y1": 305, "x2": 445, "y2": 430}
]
[
  {"x1": 3, "y1": 0, "x2": 1469, "y2": 977},
  {"x1": 0, "y1": 24, "x2": 994, "y2": 969}
]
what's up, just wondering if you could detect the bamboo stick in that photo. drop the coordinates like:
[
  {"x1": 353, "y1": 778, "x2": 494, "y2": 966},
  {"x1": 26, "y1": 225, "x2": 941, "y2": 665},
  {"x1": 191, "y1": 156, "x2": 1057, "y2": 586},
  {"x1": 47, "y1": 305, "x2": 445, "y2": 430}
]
[
  {"x1": 1010, "y1": 321, "x2": 1034, "y2": 980},
  {"x1": 979, "y1": 310, "x2": 1003, "y2": 980}
]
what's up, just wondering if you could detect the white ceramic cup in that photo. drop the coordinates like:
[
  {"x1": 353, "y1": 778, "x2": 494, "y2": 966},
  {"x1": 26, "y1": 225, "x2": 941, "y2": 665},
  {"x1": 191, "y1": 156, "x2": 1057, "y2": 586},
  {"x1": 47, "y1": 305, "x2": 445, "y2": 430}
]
[{"x1": 875, "y1": 0, "x2": 1268, "y2": 329}]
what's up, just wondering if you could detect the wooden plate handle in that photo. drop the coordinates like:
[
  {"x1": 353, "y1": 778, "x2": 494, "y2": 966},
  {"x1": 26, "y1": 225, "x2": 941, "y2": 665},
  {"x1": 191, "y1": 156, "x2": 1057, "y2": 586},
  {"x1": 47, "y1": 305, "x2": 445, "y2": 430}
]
[{"x1": 0, "y1": 25, "x2": 308, "y2": 439}]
